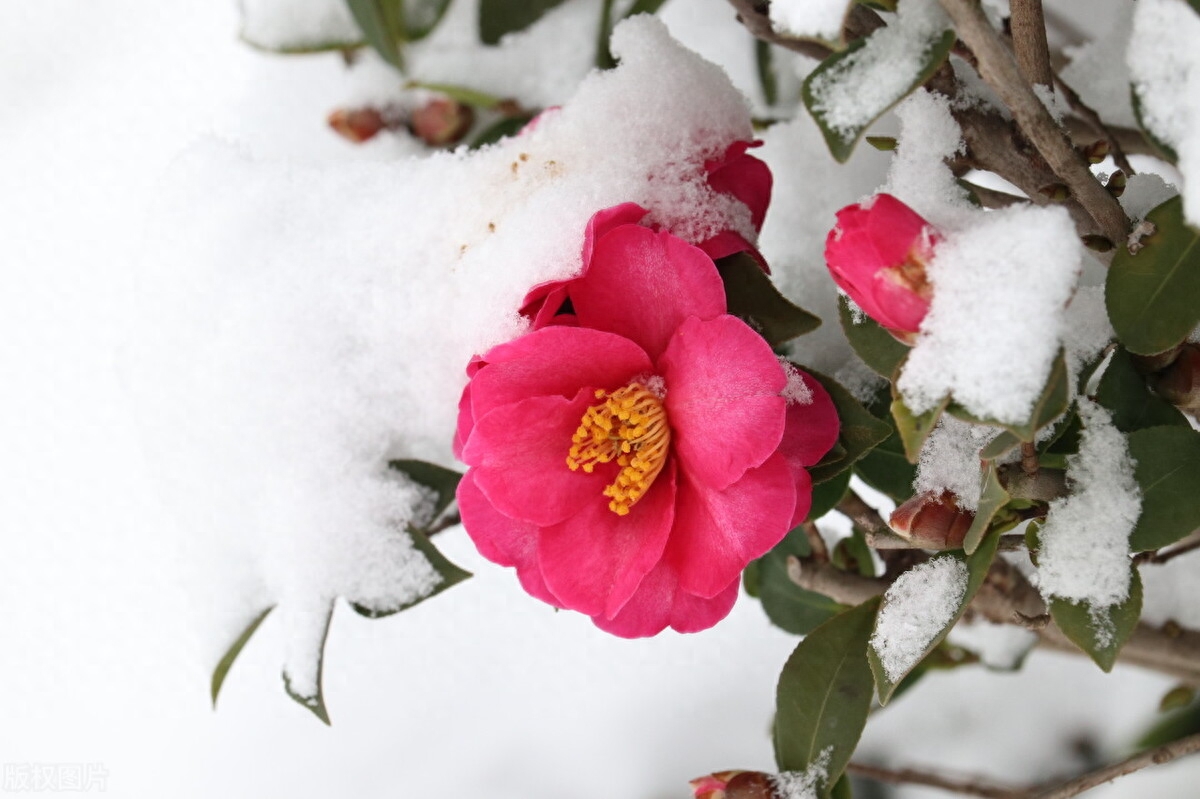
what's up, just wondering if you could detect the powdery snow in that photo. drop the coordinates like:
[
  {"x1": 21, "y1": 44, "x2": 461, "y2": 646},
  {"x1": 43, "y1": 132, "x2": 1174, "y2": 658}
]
[
  {"x1": 124, "y1": 15, "x2": 763, "y2": 682},
  {"x1": 884, "y1": 89, "x2": 975, "y2": 229},
  {"x1": 870, "y1": 555, "x2": 968, "y2": 682},
  {"x1": 897, "y1": 204, "x2": 1082, "y2": 424},
  {"x1": 914, "y1": 415, "x2": 995, "y2": 511},
  {"x1": 1035, "y1": 400, "x2": 1141, "y2": 632},
  {"x1": 239, "y1": 0, "x2": 361, "y2": 51},
  {"x1": 806, "y1": 0, "x2": 950, "y2": 138},
  {"x1": 770, "y1": 748, "x2": 832, "y2": 799},
  {"x1": 769, "y1": 0, "x2": 846, "y2": 42},
  {"x1": 1127, "y1": 0, "x2": 1200, "y2": 227},
  {"x1": 1060, "y1": 2, "x2": 1136, "y2": 129}
]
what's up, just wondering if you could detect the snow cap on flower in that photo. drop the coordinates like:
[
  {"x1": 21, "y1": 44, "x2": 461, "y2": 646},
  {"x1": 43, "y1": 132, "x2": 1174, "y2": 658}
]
[
  {"x1": 456, "y1": 206, "x2": 839, "y2": 637},
  {"x1": 824, "y1": 193, "x2": 939, "y2": 341}
]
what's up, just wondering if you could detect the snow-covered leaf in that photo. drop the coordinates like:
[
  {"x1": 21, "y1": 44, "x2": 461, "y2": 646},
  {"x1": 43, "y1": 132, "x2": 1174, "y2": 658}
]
[
  {"x1": 945, "y1": 350, "x2": 1071, "y2": 443},
  {"x1": 868, "y1": 529, "x2": 999, "y2": 704},
  {"x1": 775, "y1": 598, "x2": 879, "y2": 793},
  {"x1": 1107, "y1": 197, "x2": 1200, "y2": 356},
  {"x1": 717, "y1": 253, "x2": 821, "y2": 347},
  {"x1": 1127, "y1": 425, "x2": 1200, "y2": 551},
  {"x1": 283, "y1": 603, "x2": 334, "y2": 725},
  {"x1": 1050, "y1": 569, "x2": 1143, "y2": 672}
]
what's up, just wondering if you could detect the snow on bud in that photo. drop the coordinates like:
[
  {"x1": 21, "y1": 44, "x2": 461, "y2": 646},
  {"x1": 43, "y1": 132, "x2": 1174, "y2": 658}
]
[
  {"x1": 327, "y1": 107, "x2": 387, "y2": 143},
  {"x1": 889, "y1": 491, "x2": 975, "y2": 550},
  {"x1": 824, "y1": 194, "x2": 938, "y2": 343},
  {"x1": 409, "y1": 98, "x2": 475, "y2": 147}
]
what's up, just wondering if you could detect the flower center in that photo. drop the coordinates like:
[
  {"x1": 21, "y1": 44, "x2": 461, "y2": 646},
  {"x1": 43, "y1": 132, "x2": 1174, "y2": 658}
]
[{"x1": 566, "y1": 382, "x2": 671, "y2": 516}]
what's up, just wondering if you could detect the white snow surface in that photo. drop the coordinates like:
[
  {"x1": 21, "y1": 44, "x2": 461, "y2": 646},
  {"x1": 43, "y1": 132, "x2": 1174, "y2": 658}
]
[
  {"x1": 239, "y1": 0, "x2": 361, "y2": 50},
  {"x1": 914, "y1": 415, "x2": 995, "y2": 511},
  {"x1": 885, "y1": 89, "x2": 974, "y2": 229},
  {"x1": 1036, "y1": 400, "x2": 1140, "y2": 617},
  {"x1": 1128, "y1": 0, "x2": 1200, "y2": 227},
  {"x1": 898, "y1": 204, "x2": 1082, "y2": 424},
  {"x1": 871, "y1": 556, "x2": 969, "y2": 682},
  {"x1": 1060, "y1": 1, "x2": 1136, "y2": 129},
  {"x1": 806, "y1": 0, "x2": 949, "y2": 137},
  {"x1": 769, "y1": 0, "x2": 846, "y2": 42},
  {"x1": 124, "y1": 13, "x2": 762, "y2": 696}
]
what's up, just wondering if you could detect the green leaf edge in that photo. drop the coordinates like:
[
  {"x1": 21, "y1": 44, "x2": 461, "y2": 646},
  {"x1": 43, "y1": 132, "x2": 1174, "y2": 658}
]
[{"x1": 211, "y1": 605, "x2": 275, "y2": 707}]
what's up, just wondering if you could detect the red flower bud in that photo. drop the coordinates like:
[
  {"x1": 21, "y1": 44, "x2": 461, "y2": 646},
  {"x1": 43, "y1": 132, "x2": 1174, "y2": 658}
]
[
  {"x1": 1152, "y1": 343, "x2": 1200, "y2": 412},
  {"x1": 824, "y1": 194, "x2": 939, "y2": 342},
  {"x1": 327, "y1": 107, "x2": 387, "y2": 144},
  {"x1": 690, "y1": 771, "x2": 779, "y2": 799},
  {"x1": 409, "y1": 97, "x2": 474, "y2": 147},
  {"x1": 889, "y1": 491, "x2": 975, "y2": 550}
]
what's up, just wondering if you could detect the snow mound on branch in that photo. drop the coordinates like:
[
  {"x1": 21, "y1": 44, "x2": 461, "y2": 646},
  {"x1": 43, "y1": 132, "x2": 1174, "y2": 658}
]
[
  {"x1": 769, "y1": 0, "x2": 846, "y2": 42},
  {"x1": 1128, "y1": 0, "x2": 1200, "y2": 227},
  {"x1": 124, "y1": 16, "x2": 760, "y2": 685}
]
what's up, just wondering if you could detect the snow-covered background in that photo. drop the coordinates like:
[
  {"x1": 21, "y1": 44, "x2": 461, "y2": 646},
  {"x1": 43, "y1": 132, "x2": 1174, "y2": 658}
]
[{"x1": 3, "y1": 0, "x2": 1200, "y2": 796}]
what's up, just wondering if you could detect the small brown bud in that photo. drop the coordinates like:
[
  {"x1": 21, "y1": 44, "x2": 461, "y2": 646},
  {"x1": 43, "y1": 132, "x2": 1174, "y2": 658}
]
[
  {"x1": 1151, "y1": 343, "x2": 1200, "y2": 411},
  {"x1": 1083, "y1": 140, "x2": 1111, "y2": 164},
  {"x1": 409, "y1": 97, "x2": 475, "y2": 147},
  {"x1": 889, "y1": 491, "x2": 975, "y2": 550},
  {"x1": 724, "y1": 771, "x2": 779, "y2": 799},
  {"x1": 327, "y1": 107, "x2": 386, "y2": 143},
  {"x1": 1106, "y1": 169, "x2": 1127, "y2": 198},
  {"x1": 1038, "y1": 183, "x2": 1070, "y2": 202}
]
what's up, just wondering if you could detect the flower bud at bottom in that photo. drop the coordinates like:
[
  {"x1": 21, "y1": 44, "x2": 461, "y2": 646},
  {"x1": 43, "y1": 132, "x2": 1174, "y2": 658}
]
[
  {"x1": 327, "y1": 107, "x2": 386, "y2": 143},
  {"x1": 889, "y1": 491, "x2": 976, "y2": 550},
  {"x1": 409, "y1": 98, "x2": 475, "y2": 147}
]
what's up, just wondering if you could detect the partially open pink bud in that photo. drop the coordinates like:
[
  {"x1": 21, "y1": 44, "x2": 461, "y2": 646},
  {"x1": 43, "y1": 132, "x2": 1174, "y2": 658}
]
[
  {"x1": 409, "y1": 97, "x2": 474, "y2": 147},
  {"x1": 889, "y1": 491, "x2": 975, "y2": 550},
  {"x1": 1152, "y1": 343, "x2": 1200, "y2": 412},
  {"x1": 327, "y1": 107, "x2": 387, "y2": 143},
  {"x1": 824, "y1": 194, "x2": 939, "y2": 343},
  {"x1": 690, "y1": 771, "x2": 778, "y2": 799}
]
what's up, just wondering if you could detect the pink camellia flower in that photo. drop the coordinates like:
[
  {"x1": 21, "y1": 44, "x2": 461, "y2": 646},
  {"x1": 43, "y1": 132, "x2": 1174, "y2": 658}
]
[
  {"x1": 824, "y1": 193, "x2": 940, "y2": 342},
  {"x1": 455, "y1": 209, "x2": 839, "y2": 637},
  {"x1": 519, "y1": 141, "x2": 772, "y2": 327}
]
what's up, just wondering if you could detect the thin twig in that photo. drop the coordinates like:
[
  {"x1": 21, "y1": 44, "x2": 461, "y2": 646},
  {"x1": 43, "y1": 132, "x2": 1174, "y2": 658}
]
[
  {"x1": 1009, "y1": 0, "x2": 1053, "y2": 88},
  {"x1": 1135, "y1": 530, "x2": 1200, "y2": 566},
  {"x1": 801, "y1": 521, "x2": 830, "y2": 563},
  {"x1": 848, "y1": 762, "x2": 1022, "y2": 799},
  {"x1": 938, "y1": 0, "x2": 1129, "y2": 245},
  {"x1": 1054, "y1": 74, "x2": 1136, "y2": 176},
  {"x1": 835, "y1": 490, "x2": 889, "y2": 536},
  {"x1": 960, "y1": 181, "x2": 1030, "y2": 210},
  {"x1": 1030, "y1": 731, "x2": 1200, "y2": 799},
  {"x1": 725, "y1": 0, "x2": 834, "y2": 61}
]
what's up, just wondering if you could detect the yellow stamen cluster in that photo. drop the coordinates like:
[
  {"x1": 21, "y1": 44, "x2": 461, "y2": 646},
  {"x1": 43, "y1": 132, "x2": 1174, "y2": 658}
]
[{"x1": 566, "y1": 382, "x2": 671, "y2": 516}]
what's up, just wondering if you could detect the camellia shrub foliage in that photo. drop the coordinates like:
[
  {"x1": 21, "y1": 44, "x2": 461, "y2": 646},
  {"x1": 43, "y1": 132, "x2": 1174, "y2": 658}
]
[{"x1": 191, "y1": 0, "x2": 1200, "y2": 796}]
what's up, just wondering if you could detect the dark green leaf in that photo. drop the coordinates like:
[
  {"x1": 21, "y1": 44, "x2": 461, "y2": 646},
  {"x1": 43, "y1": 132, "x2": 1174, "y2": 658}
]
[
  {"x1": 595, "y1": 0, "x2": 617, "y2": 69},
  {"x1": 838, "y1": 295, "x2": 908, "y2": 378},
  {"x1": 283, "y1": 602, "x2": 334, "y2": 725},
  {"x1": 624, "y1": 0, "x2": 669, "y2": 15},
  {"x1": 717, "y1": 253, "x2": 821, "y2": 347},
  {"x1": 867, "y1": 529, "x2": 1000, "y2": 704},
  {"x1": 479, "y1": 0, "x2": 570, "y2": 45},
  {"x1": 1107, "y1": 196, "x2": 1200, "y2": 355},
  {"x1": 1096, "y1": 347, "x2": 1190, "y2": 432},
  {"x1": 945, "y1": 351, "x2": 1070, "y2": 442},
  {"x1": 746, "y1": 527, "x2": 845, "y2": 635},
  {"x1": 211, "y1": 606, "x2": 274, "y2": 707},
  {"x1": 756, "y1": 40, "x2": 778, "y2": 107},
  {"x1": 775, "y1": 598, "x2": 880, "y2": 791},
  {"x1": 1127, "y1": 426, "x2": 1200, "y2": 551},
  {"x1": 833, "y1": 527, "x2": 876, "y2": 578},
  {"x1": 807, "y1": 371, "x2": 892, "y2": 483},
  {"x1": 962, "y1": 463, "x2": 1010, "y2": 555},
  {"x1": 891, "y1": 394, "x2": 947, "y2": 464},
  {"x1": 346, "y1": 0, "x2": 405, "y2": 69},
  {"x1": 807, "y1": 468, "x2": 852, "y2": 522},
  {"x1": 1139, "y1": 699, "x2": 1200, "y2": 749},
  {"x1": 1050, "y1": 570, "x2": 1143, "y2": 672},
  {"x1": 980, "y1": 431, "x2": 1022, "y2": 461},
  {"x1": 830, "y1": 774, "x2": 853, "y2": 799},
  {"x1": 469, "y1": 114, "x2": 536, "y2": 149},
  {"x1": 802, "y1": 29, "x2": 955, "y2": 162},
  {"x1": 853, "y1": 428, "x2": 917, "y2": 503}
]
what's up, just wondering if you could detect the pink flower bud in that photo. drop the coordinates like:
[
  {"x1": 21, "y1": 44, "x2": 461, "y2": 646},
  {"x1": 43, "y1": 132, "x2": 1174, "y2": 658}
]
[
  {"x1": 690, "y1": 771, "x2": 779, "y2": 799},
  {"x1": 824, "y1": 194, "x2": 939, "y2": 342},
  {"x1": 889, "y1": 491, "x2": 975, "y2": 550},
  {"x1": 327, "y1": 107, "x2": 387, "y2": 143},
  {"x1": 1152, "y1": 343, "x2": 1200, "y2": 412},
  {"x1": 409, "y1": 97, "x2": 474, "y2": 147}
]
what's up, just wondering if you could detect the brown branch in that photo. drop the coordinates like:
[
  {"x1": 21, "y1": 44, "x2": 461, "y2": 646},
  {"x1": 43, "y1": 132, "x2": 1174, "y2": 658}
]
[
  {"x1": 1009, "y1": 0, "x2": 1053, "y2": 88},
  {"x1": 801, "y1": 521, "x2": 830, "y2": 563},
  {"x1": 1030, "y1": 732, "x2": 1200, "y2": 799},
  {"x1": 726, "y1": 0, "x2": 834, "y2": 61},
  {"x1": 847, "y1": 761, "x2": 1022, "y2": 799},
  {"x1": 1054, "y1": 74, "x2": 1136, "y2": 176},
  {"x1": 836, "y1": 490, "x2": 889, "y2": 536},
  {"x1": 1135, "y1": 530, "x2": 1200, "y2": 566},
  {"x1": 938, "y1": 0, "x2": 1129, "y2": 245}
]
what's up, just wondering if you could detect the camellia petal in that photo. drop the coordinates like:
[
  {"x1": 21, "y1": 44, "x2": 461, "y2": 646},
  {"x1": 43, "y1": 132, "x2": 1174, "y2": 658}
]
[
  {"x1": 592, "y1": 557, "x2": 741, "y2": 638},
  {"x1": 464, "y1": 391, "x2": 613, "y2": 527},
  {"x1": 457, "y1": 471, "x2": 562, "y2": 607},
  {"x1": 778, "y1": 370, "x2": 840, "y2": 469},
  {"x1": 572, "y1": 225, "x2": 726, "y2": 359},
  {"x1": 466, "y1": 326, "x2": 653, "y2": 439},
  {"x1": 704, "y1": 140, "x2": 772, "y2": 232},
  {"x1": 539, "y1": 461, "x2": 677, "y2": 619},
  {"x1": 659, "y1": 315, "x2": 787, "y2": 490},
  {"x1": 670, "y1": 451, "x2": 795, "y2": 599}
]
